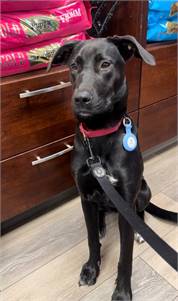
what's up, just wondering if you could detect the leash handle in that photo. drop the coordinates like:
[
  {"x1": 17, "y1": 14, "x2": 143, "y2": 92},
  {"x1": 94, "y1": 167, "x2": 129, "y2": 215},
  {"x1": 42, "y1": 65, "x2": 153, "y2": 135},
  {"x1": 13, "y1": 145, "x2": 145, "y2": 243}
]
[{"x1": 90, "y1": 162, "x2": 178, "y2": 272}]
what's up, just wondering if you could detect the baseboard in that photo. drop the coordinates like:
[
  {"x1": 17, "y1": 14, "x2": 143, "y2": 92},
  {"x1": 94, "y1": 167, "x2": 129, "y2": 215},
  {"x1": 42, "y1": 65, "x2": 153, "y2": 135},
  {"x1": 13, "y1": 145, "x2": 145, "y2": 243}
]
[
  {"x1": 143, "y1": 136, "x2": 177, "y2": 161},
  {"x1": 1, "y1": 186, "x2": 78, "y2": 235}
]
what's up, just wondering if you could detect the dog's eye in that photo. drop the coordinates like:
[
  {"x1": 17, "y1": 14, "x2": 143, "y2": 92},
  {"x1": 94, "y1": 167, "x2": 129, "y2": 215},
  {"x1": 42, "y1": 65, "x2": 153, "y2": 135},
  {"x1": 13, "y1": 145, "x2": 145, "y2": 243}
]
[
  {"x1": 70, "y1": 63, "x2": 78, "y2": 71},
  {"x1": 100, "y1": 61, "x2": 111, "y2": 69}
]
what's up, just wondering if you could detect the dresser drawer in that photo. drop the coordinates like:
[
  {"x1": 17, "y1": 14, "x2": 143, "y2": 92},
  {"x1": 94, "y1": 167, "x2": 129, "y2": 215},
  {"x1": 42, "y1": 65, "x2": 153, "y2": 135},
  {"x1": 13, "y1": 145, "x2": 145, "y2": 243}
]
[
  {"x1": 140, "y1": 43, "x2": 177, "y2": 108},
  {"x1": 138, "y1": 96, "x2": 177, "y2": 151},
  {"x1": 1, "y1": 66, "x2": 75, "y2": 160},
  {"x1": 1, "y1": 135, "x2": 75, "y2": 222}
]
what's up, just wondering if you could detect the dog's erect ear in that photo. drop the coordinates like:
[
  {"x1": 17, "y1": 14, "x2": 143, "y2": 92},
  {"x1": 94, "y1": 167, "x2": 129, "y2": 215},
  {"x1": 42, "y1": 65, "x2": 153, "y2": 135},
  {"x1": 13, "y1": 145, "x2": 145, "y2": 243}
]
[
  {"x1": 107, "y1": 35, "x2": 156, "y2": 66},
  {"x1": 47, "y1": 40, "x2": 80, "y2": 72}
]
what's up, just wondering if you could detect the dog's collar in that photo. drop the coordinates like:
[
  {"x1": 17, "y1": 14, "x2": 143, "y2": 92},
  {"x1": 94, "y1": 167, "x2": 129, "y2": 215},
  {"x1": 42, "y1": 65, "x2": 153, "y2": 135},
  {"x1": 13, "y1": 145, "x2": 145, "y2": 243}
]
[{"x1": 79, "y1": 120, "x2": 122, "y2": 138}]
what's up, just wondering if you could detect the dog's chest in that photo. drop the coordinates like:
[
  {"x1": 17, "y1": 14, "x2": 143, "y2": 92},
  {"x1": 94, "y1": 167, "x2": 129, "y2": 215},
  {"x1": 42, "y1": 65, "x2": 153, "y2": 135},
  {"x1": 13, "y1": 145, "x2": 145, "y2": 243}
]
[
  {"x1": 79, "y1": 161, "x2": 119, "y2": 186},
  {"x1": 77, "y1": 161, "x2": 119, "y2": 207}
]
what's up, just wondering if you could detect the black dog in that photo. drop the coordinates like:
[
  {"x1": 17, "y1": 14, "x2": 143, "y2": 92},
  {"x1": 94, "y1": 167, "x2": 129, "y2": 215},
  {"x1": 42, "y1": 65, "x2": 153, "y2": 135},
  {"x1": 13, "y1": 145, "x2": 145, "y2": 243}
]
[{"x1": 48, "y1": 36, "x2": 155, "y2": 300}]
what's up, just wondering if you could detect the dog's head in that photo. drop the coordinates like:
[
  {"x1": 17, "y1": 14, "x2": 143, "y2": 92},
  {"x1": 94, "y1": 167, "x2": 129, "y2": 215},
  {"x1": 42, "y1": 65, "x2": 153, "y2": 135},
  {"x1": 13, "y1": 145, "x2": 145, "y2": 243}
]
[{"x1": 48, "y1": 36, "x2": 155, "y2": 122}]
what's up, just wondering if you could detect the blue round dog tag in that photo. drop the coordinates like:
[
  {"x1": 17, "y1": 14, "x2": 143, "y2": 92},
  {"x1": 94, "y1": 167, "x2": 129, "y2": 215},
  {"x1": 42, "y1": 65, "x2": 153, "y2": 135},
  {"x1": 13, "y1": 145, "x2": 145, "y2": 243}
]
[{"x1": 122, "y1": 117, "x2": 137, "y2": 152}]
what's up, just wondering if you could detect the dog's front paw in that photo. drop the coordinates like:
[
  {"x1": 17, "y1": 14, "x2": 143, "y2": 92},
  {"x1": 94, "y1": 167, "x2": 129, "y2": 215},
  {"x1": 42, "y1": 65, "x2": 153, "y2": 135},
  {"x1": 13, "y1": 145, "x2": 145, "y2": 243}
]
[
  {"x1": 111, "y1": 287, "x2": 132, "y2": 301},
  {"x1": 79, "y1": 261, "x2": 100, "y2": 286}
]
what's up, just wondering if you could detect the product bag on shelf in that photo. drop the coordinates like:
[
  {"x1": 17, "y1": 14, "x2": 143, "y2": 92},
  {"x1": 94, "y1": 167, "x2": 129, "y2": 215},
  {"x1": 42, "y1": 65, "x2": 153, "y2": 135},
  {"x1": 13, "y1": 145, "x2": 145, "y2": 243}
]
[
  {"x1": 0, "y1": 32, "x2": 86, "y2": 77},
  {"x1": 1, "y1": 0, "x2": 92, "y2": 50},
  {"x1": 147, "y1": 0, "x2": 178, "y2": 42},
  {"x1": 1, "y1": 0, "x2": 73, "y2": 12},
  {"x1": 148, "y1": 0, "x2": 177, "y2": 13}
]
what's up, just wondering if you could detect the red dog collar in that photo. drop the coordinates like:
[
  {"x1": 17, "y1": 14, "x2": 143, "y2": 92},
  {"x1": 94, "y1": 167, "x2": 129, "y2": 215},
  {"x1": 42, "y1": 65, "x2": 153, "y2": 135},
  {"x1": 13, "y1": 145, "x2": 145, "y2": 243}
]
[{"x1": 79, "y1": 120, "x2": 122, "y2": 138}]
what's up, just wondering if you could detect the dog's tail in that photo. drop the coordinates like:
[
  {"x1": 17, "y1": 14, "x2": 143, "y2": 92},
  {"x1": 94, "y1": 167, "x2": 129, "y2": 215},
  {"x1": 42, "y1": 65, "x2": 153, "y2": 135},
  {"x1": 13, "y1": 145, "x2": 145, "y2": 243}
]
[
  {"x1": 137, "y1": 179, "x2": 178, "y2": 223},
  {"x1": 145, "y1": 202, "x2": 178, "y2": 223}
]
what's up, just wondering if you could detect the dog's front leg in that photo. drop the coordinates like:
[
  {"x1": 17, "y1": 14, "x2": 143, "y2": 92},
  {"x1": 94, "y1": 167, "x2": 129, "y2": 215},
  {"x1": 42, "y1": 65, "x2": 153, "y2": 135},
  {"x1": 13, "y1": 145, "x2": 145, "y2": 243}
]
[
  {"x1": 79, "y1": 199, "x2": 101, "y2": 286},
  {"x1": 112, "y1": 214, "x2": 134, "y2": 301}
]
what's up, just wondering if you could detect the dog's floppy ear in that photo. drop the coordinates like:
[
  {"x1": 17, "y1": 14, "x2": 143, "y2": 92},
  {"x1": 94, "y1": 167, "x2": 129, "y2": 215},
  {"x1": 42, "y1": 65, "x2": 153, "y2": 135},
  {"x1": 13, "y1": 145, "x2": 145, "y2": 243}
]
[
  {"x1": 107, "y1": 35, "x2": 156, "y2": 66},
  {"x1": 47, "y1": 40, "x2": 80, "y2": 71}
]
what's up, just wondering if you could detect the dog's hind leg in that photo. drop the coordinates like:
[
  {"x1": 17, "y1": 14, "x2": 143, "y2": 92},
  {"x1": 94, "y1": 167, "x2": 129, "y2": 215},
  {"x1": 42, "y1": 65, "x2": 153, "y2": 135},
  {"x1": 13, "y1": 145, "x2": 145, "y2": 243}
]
[
  {"x1": 134, "y1": 210, "x2": 145, "y2": 244},
  {"x1": 99, "y1": 210, "x2": 106, "y2": 239},
  {"x1": 136, "y1": 178, "x2": 152, "y2": 212},
  {"x1": 79, "y1": 199, "x2": 101, "y2": 286},
  {"x1": 135, "y1": 179, "x2": 152, "y2": 244}
]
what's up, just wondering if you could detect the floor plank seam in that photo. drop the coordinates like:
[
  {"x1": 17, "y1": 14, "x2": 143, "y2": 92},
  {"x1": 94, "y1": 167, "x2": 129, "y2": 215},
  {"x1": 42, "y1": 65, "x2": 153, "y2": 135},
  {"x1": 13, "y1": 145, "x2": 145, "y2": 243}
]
[
  {"x1": 1, "y1": 215, "x2": 117, "y2": 292},
  {"x1": 77, "y1": 254, "x2": 141, "y2": 301},
  {"x1": 136, "y1": 218, "x2": 176, "y2": 259},
  {"x1": 1, "y1": 237, "x2": 88, "y2": 292},
  {"x1": 140, "y1": 256, "x2": 178, "y2": 292},
  {"x1": 78, "y1": 271, "x2": 117, "y2": 301},
  {"x1": 159, "y1": 184, "x2": 178, "y2": 201},
  {"x1": 0, "y1": 216, "x2": 159, "y2": 293}
]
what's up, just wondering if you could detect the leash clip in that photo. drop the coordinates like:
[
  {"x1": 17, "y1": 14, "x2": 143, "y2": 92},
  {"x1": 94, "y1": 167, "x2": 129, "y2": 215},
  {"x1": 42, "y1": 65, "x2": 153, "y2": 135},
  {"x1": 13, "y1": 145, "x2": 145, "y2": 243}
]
[
  {"x1": 86, "y1": 155, "x2": 101, "y2": 167},
  {"x1": 86, "y1": 156, "x2": 106, "y2": 178},
  {"x1": 92, "y1": 165, "x2": 106, "y2": 178}
]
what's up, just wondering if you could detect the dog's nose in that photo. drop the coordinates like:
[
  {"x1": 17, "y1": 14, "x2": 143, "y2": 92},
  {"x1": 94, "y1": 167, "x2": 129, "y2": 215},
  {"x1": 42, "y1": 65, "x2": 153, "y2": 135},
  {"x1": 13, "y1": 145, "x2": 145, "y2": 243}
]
[{"x1": 74, "y1": 91, "x2": 92, "y2": 104}]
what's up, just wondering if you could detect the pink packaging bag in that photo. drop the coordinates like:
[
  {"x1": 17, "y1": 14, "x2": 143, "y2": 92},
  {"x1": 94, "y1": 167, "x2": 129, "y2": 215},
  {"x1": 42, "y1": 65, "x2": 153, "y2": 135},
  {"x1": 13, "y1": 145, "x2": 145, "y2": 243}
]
[
  {"x1": 1, "y1": 1, "x2": 92, "y2": 50},
  {"x1": 0, "y1": 32, "x2": 86, "y2": 77},
  {"x1": 1, "y1": 1, "x2": 74, "y2": 12}
]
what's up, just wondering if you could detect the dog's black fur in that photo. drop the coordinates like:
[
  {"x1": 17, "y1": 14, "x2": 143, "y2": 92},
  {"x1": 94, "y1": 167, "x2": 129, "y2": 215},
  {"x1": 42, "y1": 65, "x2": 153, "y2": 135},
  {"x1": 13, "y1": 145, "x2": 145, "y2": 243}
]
[{"x1": 49, "y1": 36, "x2": 155, "y2": 300}]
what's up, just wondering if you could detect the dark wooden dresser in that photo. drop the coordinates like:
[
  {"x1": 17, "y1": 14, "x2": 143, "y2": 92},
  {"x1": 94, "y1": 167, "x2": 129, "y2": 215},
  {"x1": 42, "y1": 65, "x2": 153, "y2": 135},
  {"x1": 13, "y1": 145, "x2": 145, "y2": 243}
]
[
  {"x1": 1, "y1": 67, "x2": 76, "y2": 231},
  {"x1": 1, "y1": 1, "x2": 177, "y2": 232}
]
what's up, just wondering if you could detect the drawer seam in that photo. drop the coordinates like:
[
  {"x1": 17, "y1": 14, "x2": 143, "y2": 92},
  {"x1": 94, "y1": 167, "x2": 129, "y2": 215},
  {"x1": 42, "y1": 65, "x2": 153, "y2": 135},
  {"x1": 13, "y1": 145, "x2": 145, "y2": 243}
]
[{"x1": 1, "y1": 134, "x2": 75, "y2": 163}]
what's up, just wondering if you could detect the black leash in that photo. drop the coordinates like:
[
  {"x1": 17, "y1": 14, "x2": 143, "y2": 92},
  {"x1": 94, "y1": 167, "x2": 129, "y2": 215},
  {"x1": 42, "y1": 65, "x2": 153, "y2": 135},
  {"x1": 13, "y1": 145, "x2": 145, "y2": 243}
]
[{"x1": 87, "y1": 158, "x2": 177, "y2": 271}]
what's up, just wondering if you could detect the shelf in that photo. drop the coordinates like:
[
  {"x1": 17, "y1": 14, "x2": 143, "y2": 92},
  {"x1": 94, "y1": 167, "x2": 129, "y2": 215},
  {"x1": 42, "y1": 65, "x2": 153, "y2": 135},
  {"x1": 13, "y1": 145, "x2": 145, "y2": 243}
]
[{"x1": 146, "y1": 40, "x2": 177, "y2": 50}]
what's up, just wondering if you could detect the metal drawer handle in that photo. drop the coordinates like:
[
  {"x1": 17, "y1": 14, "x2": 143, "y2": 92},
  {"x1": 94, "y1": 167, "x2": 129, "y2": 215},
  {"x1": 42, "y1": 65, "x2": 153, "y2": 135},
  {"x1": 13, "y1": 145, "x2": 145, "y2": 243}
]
[
  {"x1": 32, "y1": 143, "x2": 73, "y2": 166},
  {"x1": 19, "y1": 81, "x2": 71, "y2": 99}
]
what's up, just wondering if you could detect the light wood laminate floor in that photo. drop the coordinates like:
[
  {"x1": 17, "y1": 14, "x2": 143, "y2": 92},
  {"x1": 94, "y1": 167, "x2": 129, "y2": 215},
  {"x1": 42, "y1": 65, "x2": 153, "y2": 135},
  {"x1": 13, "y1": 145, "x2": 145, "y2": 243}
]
[{"x1": 1, "y1": 145, "x2": 178, "y2": 301}]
